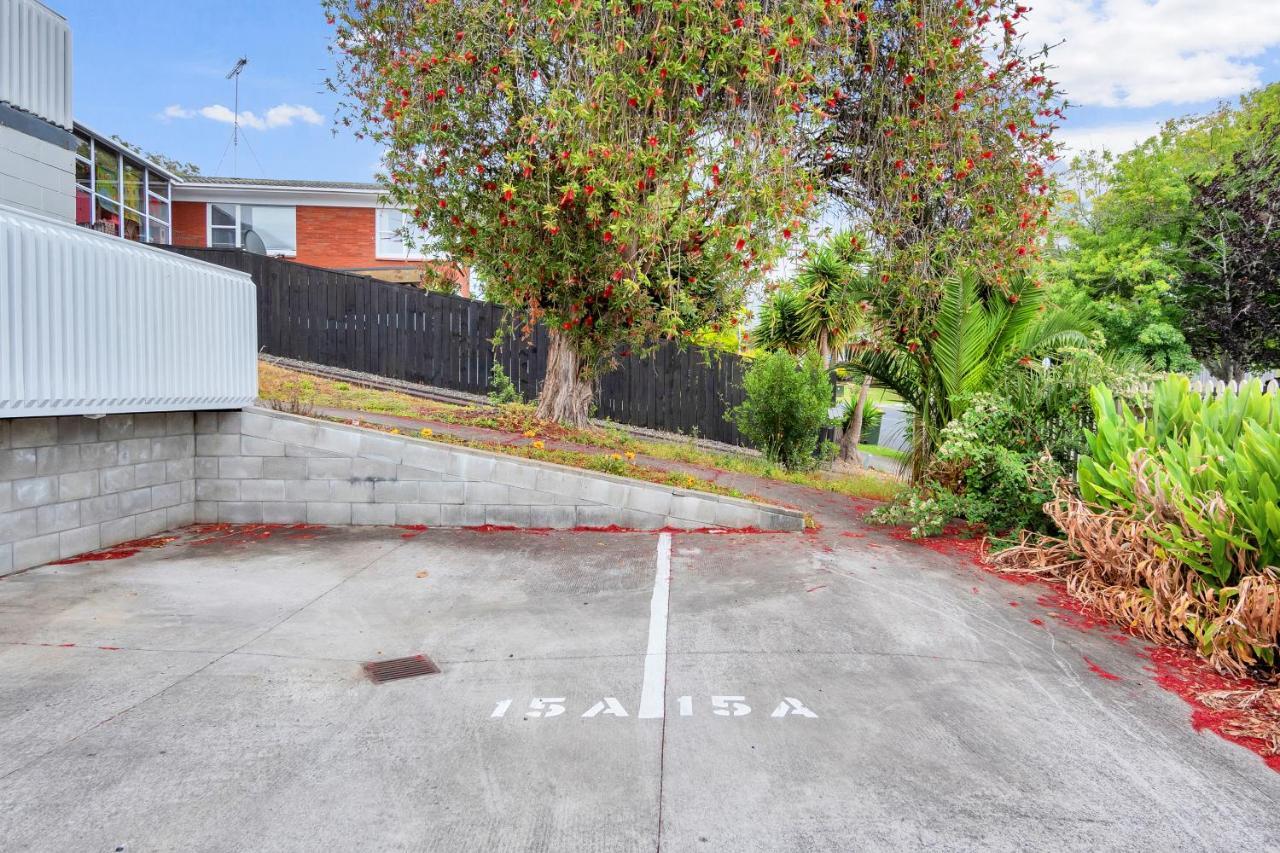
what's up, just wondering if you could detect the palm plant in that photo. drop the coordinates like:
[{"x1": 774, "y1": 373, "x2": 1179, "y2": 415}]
[{"x1": 839, "y1": 269, "x2": 1092, "y2": 480}]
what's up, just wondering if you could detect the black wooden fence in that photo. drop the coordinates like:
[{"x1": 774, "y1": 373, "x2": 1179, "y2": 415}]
[{"x1": 165, "y1": 247, "x2": 749, "y2": 445}]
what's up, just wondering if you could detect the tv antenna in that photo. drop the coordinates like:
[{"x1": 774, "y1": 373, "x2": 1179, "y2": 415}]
[{"x1": 226, "y1": 57, "x2": 248, "y2": 175}]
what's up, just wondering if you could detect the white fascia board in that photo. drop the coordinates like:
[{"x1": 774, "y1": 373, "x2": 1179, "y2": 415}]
[{"x1": 171, "y1": 184, "x2": 384, "y2": 208}]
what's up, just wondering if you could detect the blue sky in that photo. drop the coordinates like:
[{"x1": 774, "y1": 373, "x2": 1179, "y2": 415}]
[{"x1": 56, "y1": 0, "x2": 1280, "y2": 182}]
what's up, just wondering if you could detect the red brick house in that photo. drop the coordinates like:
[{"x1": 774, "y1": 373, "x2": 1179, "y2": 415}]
[{"x1": 170, "y1": 177, "x2": 470, "y2": 295}]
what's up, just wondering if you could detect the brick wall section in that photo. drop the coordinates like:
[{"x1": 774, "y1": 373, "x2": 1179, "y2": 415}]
[
  {"x1": 0, "y1": 407, "x2": 800, "y2": 575},
  {"x1": 0, "y1": 413, "x2": 196, "y2": 575},
  {"x1": 171, "y1": 201, "x2": 206, "y2": 247},
  {"x1": 194, "y1": 408, "x2": 803, "y2": 531}
]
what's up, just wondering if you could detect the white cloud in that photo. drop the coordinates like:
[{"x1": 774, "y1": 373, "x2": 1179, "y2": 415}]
[
  {"x1": 159, "y1": 102, "x2": 323, "y2": 130},
  {"x1": 1024, "y1": 0, "x2": 1280, "y2": 108},
  {"x1": 1055, "y1": 118, "x2": 1164, "y2": 155}
]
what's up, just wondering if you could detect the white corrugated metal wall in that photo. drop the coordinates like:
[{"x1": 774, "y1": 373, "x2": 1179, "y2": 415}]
[
  {"x1": 0, "y1": 203, "x2": 259, "y2": 416},
  {"x1": 0, "y1": 0, "x2": 72, "y2": 129}
]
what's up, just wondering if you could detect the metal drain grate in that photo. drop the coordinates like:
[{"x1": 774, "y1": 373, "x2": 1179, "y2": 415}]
[{"x1": 363, "y1": 654, "x2": 440, "y2": 683}]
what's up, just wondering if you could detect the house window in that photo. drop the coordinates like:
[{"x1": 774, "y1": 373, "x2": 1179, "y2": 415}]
[
  {"x1": 72, "y1": 128, "x2": 172, "y2": 244},
  {"x1": 208, "y1": 203, "x2": 297, "y2": 255},
  {"x1": 376, "y1": 208, "x2": 429, "y2": 260}
]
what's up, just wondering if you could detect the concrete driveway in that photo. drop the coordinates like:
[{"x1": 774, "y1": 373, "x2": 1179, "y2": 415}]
[{"x1": 1, "y1": 522, "x2": 1277, "y2": 852}]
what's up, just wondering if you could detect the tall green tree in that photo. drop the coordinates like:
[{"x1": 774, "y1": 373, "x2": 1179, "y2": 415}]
[{"x1": 326, "y1": 0, "x2": 820, "y2": 426}]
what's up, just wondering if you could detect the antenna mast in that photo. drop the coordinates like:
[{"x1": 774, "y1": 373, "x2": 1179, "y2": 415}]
[{"x1": 225, "y1": 57, "x2": 248, "y2": 175}]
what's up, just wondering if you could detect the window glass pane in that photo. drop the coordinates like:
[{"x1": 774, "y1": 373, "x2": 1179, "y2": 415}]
[
  {"x1": 123, "y1": 207, "x2": 144, "y2": 242},
  {"x1": 210, "y1": 227, "x2": 237, "y2": 248},
  {"x1": 74, "y1": 131, "x2": 91, "y2": 159},
  {"x1": 376, "y1": 208, "x2": 426, "y2": 259},
  {"x1": 76, "y1": 188, "x2": 92, "y2": 227},
  {"x1": 123, "y1": 161, "x2": 145, "y2": 212},
  {"x1": 210, "y1": 203, "x2": 236, "y2": 227},
  {"x1": 148, "y1": 194, "x2": 169, "y2": 223},
  {"x1": 148, "y1": 221, "x2": 170, "y2": 245},
  {"x1": 75, "y1": 158, "x2": 91, "y2": 189},
  {"x1": 148, "y1": 174, "x2": 169, "y2": 199},
  {"x1": 242, "y1": 205, "x2": 296, "y2": 253},
  {"x1": 94, "y1": 148, "x2": 119, "y2": 200},
  {"x1": 94, "y1": 195, "x2": 121, "y2": 235}
]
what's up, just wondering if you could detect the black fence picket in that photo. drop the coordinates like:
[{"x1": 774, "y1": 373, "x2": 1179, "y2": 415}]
[{"x1": 163, "y1": 247, "x2": 749, "y2": 446}]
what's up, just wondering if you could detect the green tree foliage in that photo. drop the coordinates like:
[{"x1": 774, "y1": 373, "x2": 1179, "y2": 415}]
[
  {"x1": 325, "y1": 0, "x2": 820, "y2": 425},
  {"x1": 730, "y1": 351, "x2": 831, "y2": 471}
]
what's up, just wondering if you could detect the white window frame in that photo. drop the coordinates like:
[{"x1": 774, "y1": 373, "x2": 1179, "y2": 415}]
[
  {"x1": 206, "y1": 203, "x2": 297, "y2": 256},
  {"x1": 73, "y1": 131, "x2": 173, "y2": 244},
  {"x1": 375, "y1": 207, "x2": 429, "y2": 261}
]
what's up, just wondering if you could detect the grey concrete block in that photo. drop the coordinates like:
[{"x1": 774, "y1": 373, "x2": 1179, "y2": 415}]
[
  {"x1": 132, "y1": 413, "x2": 169, "y2": 438},
  {"x1": 307, "y1": 502, "x2": 351, "y2": 525},
  {"x1": 669, "y1": 495, "x2": 719, "y2": 526},
  {"x1": 395, "y1": 504, "x2": 441, "y2": 526},
  {"x1": 396, "y1": 465, "x2": 442, "y2": 482},
  {"x1": 58, "y1": 471, "x2": 98, "y2": 502},
  {"x1": 133, "y1": 461, "x2": 167, "y2": 487},
  {"x1": 624, "y1": 487, "x2": 673, "y2": 518},
  {"x1": 97, "y1": 414, "x2": 134, "y2": 440},
  {"x1": 194, "y1": 502, "x2": 218, "y2": 523},
  {"x1": 37, "y1": 501, "x2": 80, "y2": 535},
  {"x1": 194, "y1": 457, "x2": 219, "y2": 479},
  {"x1": 119, "y1": 487, "x2": 152, "y2": 516},
  {"x1": 618, "y1": 509, "x2": 666, "y2": 530},
  {"x1": 422, "y1": 481, "x2": 466, "y2": 504},
  {"x1": 574, "y1": 477, "x2": 627, "y2": 508},
  {"x1": 99, "y1": 465, "x2": 136, "y2": 495},
  {"x1": 262, "y1": 457, "x2": 307, "y2": 480},
  {"x1": 307, "y1": 457, "x2": 352, "y2": 480},
  {"x1": 351, "y1": 459, "x2": 397, "y2": 481},
  {"x1": 0, "y1": 448, "x2": 37, "y2": 480},
  {"x1": 351, "y1": 504, "x2": 396, "y2": 525},
  {"x1": 507, "y1": 487, "x2": 559, "y2": 506},
  {"x1": 58, "y1": 524, "x2": 101, "y2": 559},
  {"x1": 195, "y1": 434, "x2": 240, "y2": 456},
  {"x1": 14, "y1": 533, "x2": 59, "y2": 571},
  {"x1": 240, "y1": 479, "x2": 285, "y2": 502},
  {"x1": 534, "y1": 468, "x2": 580, "y2": 500},
  {"x1": 0, "y1": 543, "x2": 11, "y2": 576},
  {"x1": 763, "y1": 511, "x2": 805, "y2": 532},
  {"x1": 662, "y1": 515, "x2": 703, "y2": 530},
  {"x1": 450, "y1": 453, "x2": 495, "y2": 482},
  {"x1": 330, "y1": 481, "x2": 374, "y2": 503},
  {"x1": 56, "y1": 416, "x2": 98, "y2": 445},
  {"x1": 314, "y1": 427, "x2": 362, "y2": 457},
  {"x1": 165, "y1": 458, "x2": 195, "y2": 482},
  {"x1": 150, "y1": 482, "x2": 183, "y2": 510},
  {"x1": 0, "y1": 509, "x2": 38, "y2": 544},
  {"x1": 134, "y1": 507, "x2": 171, "y2": 537},
  {"x1": 529, "y1": 505, "x2": 577, "y2": 529},
  {"x1": 401, "y1": 442, "x2": 451, "y2": 473},
  {"x1": 439, "y1": 503, "x2": 487, "y2": 527},
  {"x1": 0, "y1": 481, "x2": 9, "y2": 513},
  {"x1": 491, "y1": 459, "x2": 540, "y2": 491},
  {"x1": 150, "y1": 435, "x2": 194, "y2": 461},
  {"x1": 486, "y1": 505, "x2": 531, "y2": 527},
  {"x1": 574, "y1": 505, "x2": 625, "y2": 528},
  {"x1": 195, "y1": 412, "x2": 219, "y2": 434},
  {"x1": 10, "y1": 417, "x2": 56, "y2": 448},
  {"x1": 164, "y1": 412, "x2": 194, "y2": 435},
  {"x1": 80, "y1": 441, "x2": 119, "y2": 469},
  {"x1": 0, "y1": 420, "x2": 8, "y2": 450},
  {"x1": 262, "y1": 502, "x2": 307, "y2": 524},
  {"x1": 269, "y1": 417, "x2": 320, "y2": 448},
  {"x1": 115, "y1": 438, "x2": 152, "y2": 466},
  {"x1": 219, "y1": 457, "x2": 263, "y2": 479},
  {"x1": 241, "y1": 435, "x2": 285, "y2": 457},
  {"x1": 374, "y1": 481, "x2": 420, "y2": 503},
  {"x1": 218, "y1": 502, "x2": 263, "y2": 524},
  {"x1": 465, "y1": 482, "x2": 509, "y2": 505},
  {"x1": 166, "y1": 503, "x2": 195, "y2": 528},
  {"x1": 180, "y1": 480, "x2": 196, "y2": 503},
  {"x1": 196, "y1": 479, "x2": 240, "y2": 502},
  {"x1": 37, "y1": 444, "x2": 82, "y2": 475},
  {"x1": 81, "y1": 493, "x2": 121, "y2": 525},
  {"x1": 285, "y1": 480, "x2": 330, "y2": 502},
  {"x1": 284, "y1": 444, "x2": 342, "y2": 458},
  {"x1": 713, "y1": 501, "x2": 764, "y2": 530},
  {"x1": 100, "y1": 516, "x2": 136, "y2": 547},
  {"x1": 13, "y1": 476, "x2": 56, "y2": 508},
  {"x1": 357, "y1": 433, "x2": 404, "y2": 464},
  {"x1": 217, "y1": 411, "x2": 246, "y2": 435}
]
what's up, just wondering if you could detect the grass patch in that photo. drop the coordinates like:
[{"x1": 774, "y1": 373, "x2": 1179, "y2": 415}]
[{"x1": 861, "y1": 444, "x2": 907, "y2": 461}]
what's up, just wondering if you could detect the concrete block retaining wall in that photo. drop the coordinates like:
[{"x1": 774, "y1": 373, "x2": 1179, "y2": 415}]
[{"x1": 1, "y1": 406, "x2": 802, "y2": 575}]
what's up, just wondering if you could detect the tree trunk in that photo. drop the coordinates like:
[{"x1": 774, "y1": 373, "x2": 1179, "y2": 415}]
[
  {"x1": 535, "y1": 328, "x2": 594, "y2": 428},
  {"x1": 816, "y1": 329, "x2": 831, "y2": 367},
  {"x1": 838, "y1": 375, "x2": 874, "y2": 464}
]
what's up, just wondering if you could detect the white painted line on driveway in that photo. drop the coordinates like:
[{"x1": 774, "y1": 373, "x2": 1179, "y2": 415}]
[{"x1": 637, "y1": 532, "x2": 672, "y2": 719}]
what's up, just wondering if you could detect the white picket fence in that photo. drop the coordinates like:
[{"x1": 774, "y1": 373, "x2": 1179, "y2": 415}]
[{"x1": 1130, "y1": 378, "x2": 1280, "y2": 400}]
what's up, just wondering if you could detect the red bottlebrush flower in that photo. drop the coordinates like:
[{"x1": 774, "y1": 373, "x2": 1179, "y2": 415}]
[
  {"x1": 603, "y1": 231, "x2": 613, "y2": 243},
  {"x1": 437, "y1": 199, "x2": 447, "y2": 209},
  {"x1": 562, "y1": 321, "x2": 572, "y2": 330},
  {"x1": 1010, "y1": 294, "x2": 1022, "y2": 304},
  {"x1": 627, "y1": 96, "x2": 639, "y2": 108},
  {"x1": 950, "y1": 37, "x2": 962, "y2": 47},
  {"x1": 782, "y1": 227, "x2": 792, "y2": 239},
  {"x1": 735, "y1": 238, "x2": 746, "y2": 251},
  {"x1": 611, "y1": 269, "x2": 624, "y2": 281},
  {"x1": 954, "y1": 89, "x2": 965, "y2": 100},
  {"x1": 856, "y1": 11, "x2": 867, "y2": 23},
  {"x1": 603, "y1": 285, "x2": 613, "y2": 298},
  {"x1": 732, "y1": 17, "x2": 744, "y2": 28},
  {"x1": 647, "y1": 135, "x2": 657, "y2": 147},
  {"x1": 695, "y1": 83, "x2": 705, "y2": 96},
  {"x1": 787, "y1": 36, "x2": 801, "y2": 48},
  {"x1": 501, "y1": 188, "x2": 513, "y2": 202},
  {"x1": 584, "y1": 184, "x2": 595, "y2": 195},
  {"x1": 894, "y1": 159, "x2": 905, "y2": 170},
  {"x1": 904, "y1": 73, "x2": 915, "y2": 85},
  {"x1": 559, "y1": 188, "x2": 575, "y2": 206},
  {"x1": 981, "y1": 150, "x2": 993, "y2": 159},
  {"x1": 645, "y1": 166, "x2": 655, "y2": 180},
  {"x1": 1017, "y1": 246, "x2": 1027, "y2": 256},
  {"x1": 880, "y1": 273, "x2": 890, "y2": 284},
  {"x1": 531, "y1": 70, "x2": 539, "y2": 79}
]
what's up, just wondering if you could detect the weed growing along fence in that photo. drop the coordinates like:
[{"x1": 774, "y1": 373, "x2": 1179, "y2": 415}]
[{"x1": 162, "y1": 247, "x2": 749, "y2": 445}]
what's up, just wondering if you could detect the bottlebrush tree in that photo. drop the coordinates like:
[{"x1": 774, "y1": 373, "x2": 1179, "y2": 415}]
[
  {"x1": 325, "y1": 0, "x2": 821, "y2": 426},
  {"x1": 801, "y1": 0, "x2": 1062, "y2": 334}
]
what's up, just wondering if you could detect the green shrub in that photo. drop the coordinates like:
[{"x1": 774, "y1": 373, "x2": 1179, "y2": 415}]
[
  {"x1": 1080, "y1": 376, "x2": 1280, "y2": 587},
  {"x1": 487, "y1": 362, "x2": 522, "y2": 405},
  {"x1": 871, "y1": 393, "x2": 1063, "y2": 536},
  {"x1": 841, "y1": 398, "x2": 884, "y2": 444},
  {"x1": 730, "y1": 351, "x2": 832, "y2": 471}
]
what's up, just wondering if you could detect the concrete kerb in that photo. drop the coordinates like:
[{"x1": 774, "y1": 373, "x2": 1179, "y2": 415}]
[{"x1": 239, "y1": 406, "x2": 805, "y2": 532}]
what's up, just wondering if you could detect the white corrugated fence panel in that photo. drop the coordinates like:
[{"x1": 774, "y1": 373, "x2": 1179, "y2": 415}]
[
  {"x1": 0, "y1": 203, "x2": 258, "y2": 417},
  {"x1": 0, "y1": 0, "x2": 72, "y2": 129}
]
